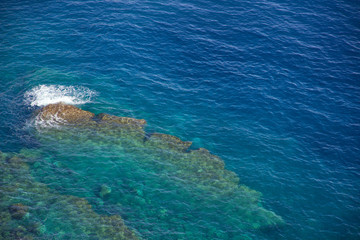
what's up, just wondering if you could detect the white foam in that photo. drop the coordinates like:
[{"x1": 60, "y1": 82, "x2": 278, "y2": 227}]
[
  {"x1": 24, "y1": 85, "x2": 97, "y2": 107},
  {"x1": 35, "y1": 110, "x2": 68, "y2": 129}
]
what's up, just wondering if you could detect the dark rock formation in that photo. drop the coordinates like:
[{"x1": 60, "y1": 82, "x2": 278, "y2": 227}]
[{"x1": 8, "y1": 203, "x2": 29, "y2": 220}]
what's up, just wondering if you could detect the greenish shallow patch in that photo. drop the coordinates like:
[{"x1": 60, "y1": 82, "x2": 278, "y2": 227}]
[
  {"x1": 28, "y1": 122, "x2": 283, "y2": 240},
  {"x1": 0, "y1": 150, "x2": 140, "y2": 240}
]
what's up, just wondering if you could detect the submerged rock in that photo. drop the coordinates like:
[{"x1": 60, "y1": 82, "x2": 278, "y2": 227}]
[
  {"x1": 97, "y1": 113, "x2": 146, "y2": 128},
  {"x1": 99, "y1": 184, "x2": 112, "y2": 199},
  {"x1": 145, "y1": 133, "x2": 192, "y2": 152},
  {"x1": 37, "y1": 103, "x2": 95, "y2": 124},
  {"x1": 95, "y1": 113, "x2": 147, "y2": 141},
  {"x1": 8, "y1": 203, "x2": 29, "y2": 220},
  {"x1": 189, "y1": 148, "x2": 225, "y2": 170},
  {"x1": 27, "y1": 222, "x2": 46, "y2": 235}
]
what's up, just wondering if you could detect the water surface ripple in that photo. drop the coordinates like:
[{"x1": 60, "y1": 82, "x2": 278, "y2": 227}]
[{"x1": 0, "y1": 0, "x2": 359, "y2": 239}]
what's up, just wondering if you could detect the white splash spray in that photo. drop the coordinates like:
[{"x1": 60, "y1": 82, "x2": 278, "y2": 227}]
[
  {"x1": 24, "y1": 85, "x2": 97, "y2": 107},
  {"x1": 24, "y1": 85, "x2": 97, "y2": 129}
]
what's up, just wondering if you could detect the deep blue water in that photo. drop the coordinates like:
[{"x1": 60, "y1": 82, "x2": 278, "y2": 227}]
[{"x1": 0, "y1": 0, "x2": 359, "y2": 239}]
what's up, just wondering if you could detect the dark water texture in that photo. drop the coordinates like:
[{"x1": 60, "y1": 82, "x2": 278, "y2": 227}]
[{"x1": 0, "y1": 0, "x2": 360, "y2": 239}]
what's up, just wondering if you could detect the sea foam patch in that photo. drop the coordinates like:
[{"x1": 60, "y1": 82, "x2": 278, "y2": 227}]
[{"x1": 25, "y1": 85, "x2": 97, "y2": 107}]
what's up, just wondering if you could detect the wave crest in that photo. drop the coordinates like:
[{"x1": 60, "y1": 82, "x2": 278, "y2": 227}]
[{"x1": 24, "y1": 85, "x2": 97, "y2": 107}]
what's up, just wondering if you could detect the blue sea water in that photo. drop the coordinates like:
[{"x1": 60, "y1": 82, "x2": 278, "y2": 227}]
[{"x1": 0, "y1": 0, "x2": 359, "y2": 239}]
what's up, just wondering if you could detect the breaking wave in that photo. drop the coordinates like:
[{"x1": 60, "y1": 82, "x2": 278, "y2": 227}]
[{"x1": 24, "y1": 85, "x2": 97, "y2": 107}]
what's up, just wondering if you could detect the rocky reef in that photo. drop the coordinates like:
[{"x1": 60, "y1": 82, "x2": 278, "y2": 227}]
[
  {"x1": 37, "y1": 103, "x2": 95, "y2": 124},
  {"x1": 36, "y1": 103, "x2": 147, "y2": 141},
  {"x1": 0, "y1": 151, "x2": 140, "y2": 240},
  {"x1": 96, "y1": 113, "x2": 146, "y2": 128},
  {"x1": 145, "y1": 133, "x2": 192, "y2": 152},
  {"x1": 37, "y1": 103, "x2": 146, "y2": 128},
  {"x1": 27, "y1": 102, "x2": 284, "y2": 239}
]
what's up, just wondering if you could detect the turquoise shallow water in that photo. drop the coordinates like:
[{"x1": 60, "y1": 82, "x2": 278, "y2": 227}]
[{"x1": 0, "y1": 0, "x2": 360, "y2": 239}]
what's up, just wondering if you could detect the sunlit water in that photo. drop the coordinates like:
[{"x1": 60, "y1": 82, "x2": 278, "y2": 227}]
[{"x1": 0, "y1": 0, "x2": 359, "y2": 239}]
